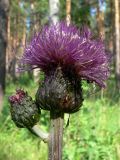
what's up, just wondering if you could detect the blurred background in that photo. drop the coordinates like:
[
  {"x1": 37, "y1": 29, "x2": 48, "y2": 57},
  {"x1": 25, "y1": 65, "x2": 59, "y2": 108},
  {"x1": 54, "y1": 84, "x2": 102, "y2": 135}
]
[{"x1": 0, "y1": 0, "x2": 120, "y2": 159}]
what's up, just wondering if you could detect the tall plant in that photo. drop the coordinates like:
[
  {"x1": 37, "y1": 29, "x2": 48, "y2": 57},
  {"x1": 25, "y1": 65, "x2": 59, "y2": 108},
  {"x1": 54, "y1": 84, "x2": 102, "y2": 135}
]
[{"x1": 9, "y1": 21, "x2": 110, "y2": 160}]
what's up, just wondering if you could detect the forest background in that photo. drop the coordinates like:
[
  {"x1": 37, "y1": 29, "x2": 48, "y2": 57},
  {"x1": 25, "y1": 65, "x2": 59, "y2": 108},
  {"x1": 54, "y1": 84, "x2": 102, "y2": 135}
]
[{"x1": 0, "y1": 0, "x2": 120, "y2": 160}]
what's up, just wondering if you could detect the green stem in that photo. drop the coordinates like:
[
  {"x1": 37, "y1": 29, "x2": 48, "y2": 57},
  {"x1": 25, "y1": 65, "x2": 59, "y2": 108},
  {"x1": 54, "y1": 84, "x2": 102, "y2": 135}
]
[
  {"x1": 48, "y1": 112, "x2": 64, "y2": 160},
  {"x1": 30, "y1": 124, "x2": 49, "y2": 143}
]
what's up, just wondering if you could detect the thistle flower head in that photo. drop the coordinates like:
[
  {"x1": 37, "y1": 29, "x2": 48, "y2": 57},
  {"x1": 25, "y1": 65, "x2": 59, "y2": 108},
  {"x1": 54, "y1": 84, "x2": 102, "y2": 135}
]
[
  {"x1": 19, "y1": 22, "x2": 109, "y2": 88},
  {"x1": 19, "y1": 22, "x2": 110, "y2": 113},
  {"x1": 9, "y1": 89, "x2": 40, "y2": 128}
]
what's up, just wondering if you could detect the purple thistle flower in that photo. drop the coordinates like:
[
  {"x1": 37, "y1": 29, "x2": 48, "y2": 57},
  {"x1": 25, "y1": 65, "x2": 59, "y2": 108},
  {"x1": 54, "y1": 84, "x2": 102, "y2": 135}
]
[{"x1": 19, "y1": 22, "x2": 110, "y2": 88}]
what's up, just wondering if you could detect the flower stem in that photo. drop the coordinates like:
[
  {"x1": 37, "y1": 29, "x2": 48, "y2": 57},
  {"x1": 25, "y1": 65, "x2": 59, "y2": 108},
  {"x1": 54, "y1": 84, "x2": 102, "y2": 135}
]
[
  {"x1": 30, "y1": 125, "x2": 49, "y2": 143},
  {"x1": 48, "y1": 111, "x2": 64, "y2": 160}
]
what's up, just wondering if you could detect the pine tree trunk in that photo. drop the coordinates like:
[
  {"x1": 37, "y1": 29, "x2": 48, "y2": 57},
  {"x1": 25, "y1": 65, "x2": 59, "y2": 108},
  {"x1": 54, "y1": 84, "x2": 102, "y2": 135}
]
[
  {"x1": 115, "y1": 0, "x2": 120, "y2": 89},
  {"x1": 109, "y1": 0, "x2": 114, "y2": 53},
  {"x1": 10, "y1": 16, "x2": 17, "y2": 81},
  {"x1": 30, "y1": 1, "x2": 40, "y2": 82},
  {"x1": 0, "y1": 0, "x2": 9, "y2": 111},
  {"x1": 66, "y1": 0, "x2": 71, "y2": 25},
  {"x1": 9, "y1": 0, "x2": 20, "y2": 82},
  {"x1": 49, "y1": 0, "x2": 60, "y2": 24},
  {"x1": 96, "y1": 0, "x2": 105, "y2": 38},
  {"x1": 96, "y1": 0, "x2": 105, "y2": 97},
  {"x1": 6, "y1": 9, "x2": 10, "y2": 75}
]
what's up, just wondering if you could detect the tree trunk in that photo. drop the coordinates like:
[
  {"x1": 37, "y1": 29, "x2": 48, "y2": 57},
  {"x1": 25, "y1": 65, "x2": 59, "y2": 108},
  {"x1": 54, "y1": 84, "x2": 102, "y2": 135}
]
[
  {"x1": 96, "y1": 0, "x2": 105, "y2": 97},
  {"x1": 30, "y1": 1, "x2": 40, "y2": 82},
  {"x1": 10, "y1": 16, "x2": 17, "y2": 81},
  {"x1": 49, "y1": 0, "x2": 60, "y2": 24},
  {"x1": 6, "y1": 8, "x2": 10, "y2": 75},
  {"x1": 115, "y1": 0, "x2": 120, "y2": 89},
  {"x1": 0, "y1": 0, "x2": 9, "y2": 111},
  {"x1": 96, "y1": 0, "x2": 105, "y2": 38},
  {"x1": 66, "y1": 0, "x2": 71, "y2": 25},
  {"x1": 9, "y1": 0, "x2": 20, "y2": 81},
  {"x1": 109, "y1": 0, "x2": 114, "y2": 53}
]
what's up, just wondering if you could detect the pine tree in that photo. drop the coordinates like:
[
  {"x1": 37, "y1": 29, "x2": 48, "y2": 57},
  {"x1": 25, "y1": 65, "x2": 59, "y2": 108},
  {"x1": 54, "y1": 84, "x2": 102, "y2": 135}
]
[
  {"x1": 0, "y1": 0, "x2": 9, "y2": 111},
  {"x1": 115, "y1": 0, "x2": 120, "y2": 89}
]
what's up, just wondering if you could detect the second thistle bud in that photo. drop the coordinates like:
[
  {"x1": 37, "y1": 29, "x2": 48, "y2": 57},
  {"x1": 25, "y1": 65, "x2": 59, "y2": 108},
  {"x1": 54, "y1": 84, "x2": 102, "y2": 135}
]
[{"x1": 9, "y1": 89, "x2": 40, "y2": 128}]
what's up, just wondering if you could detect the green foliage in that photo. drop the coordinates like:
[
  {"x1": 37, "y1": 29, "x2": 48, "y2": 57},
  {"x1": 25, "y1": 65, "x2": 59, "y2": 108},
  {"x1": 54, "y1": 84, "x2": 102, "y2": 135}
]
[
  {"x1": 0, "y1": 122, "x2": 47, "y2": 160},
  {"x1": 0, "y1": 73, "x2": 120, "y2": 160},
  {"x1": 63, "y1": 99, "x2": 119, "y2": 160}
]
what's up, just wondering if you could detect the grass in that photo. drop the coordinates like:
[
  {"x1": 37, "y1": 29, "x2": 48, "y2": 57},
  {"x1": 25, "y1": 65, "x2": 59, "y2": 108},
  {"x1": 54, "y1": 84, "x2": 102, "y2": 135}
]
[{"x1": 0, "y1": 73, "x2": 120, "y2": 160}]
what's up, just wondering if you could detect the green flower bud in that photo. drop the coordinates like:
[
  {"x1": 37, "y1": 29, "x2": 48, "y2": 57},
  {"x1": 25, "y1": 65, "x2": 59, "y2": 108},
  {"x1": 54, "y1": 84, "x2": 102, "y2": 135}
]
[
  {"x1": 36, "y1": 67, "x2": 83, "y2": 113},
  {"x1": 9, "y1": 89, "x2": 40, "y2": 128}
]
